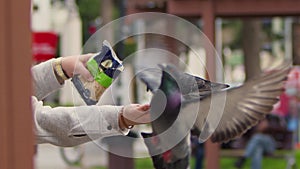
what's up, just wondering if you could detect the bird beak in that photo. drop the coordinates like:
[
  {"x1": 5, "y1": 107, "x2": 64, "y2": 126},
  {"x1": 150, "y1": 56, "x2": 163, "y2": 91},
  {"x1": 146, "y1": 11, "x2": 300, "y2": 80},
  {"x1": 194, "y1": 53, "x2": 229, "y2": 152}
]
[
  {"x1": 198, "y1": 80, "x2": 229, "y2": 95},
  {"x1": 209, "y1": 81, "x2": 229, "y2": 90}
]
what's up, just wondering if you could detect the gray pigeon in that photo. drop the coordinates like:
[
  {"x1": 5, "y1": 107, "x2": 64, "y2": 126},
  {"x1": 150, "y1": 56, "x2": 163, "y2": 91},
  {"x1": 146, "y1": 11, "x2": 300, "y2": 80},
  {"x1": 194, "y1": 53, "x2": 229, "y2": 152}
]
[{"x1": 138, "y1": 63, "x2": 291, "y2": 169}]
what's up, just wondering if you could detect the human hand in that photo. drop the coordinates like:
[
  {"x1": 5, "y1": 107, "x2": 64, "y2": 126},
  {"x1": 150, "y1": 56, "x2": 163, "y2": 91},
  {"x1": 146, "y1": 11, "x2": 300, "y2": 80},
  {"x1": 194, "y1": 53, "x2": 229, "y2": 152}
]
[
  {"x1": 119, "y1": 104, "x2": 151, "y2": 129},
  {"x1": 61, "y1": 54, "x2": 94, "y2": 81}
]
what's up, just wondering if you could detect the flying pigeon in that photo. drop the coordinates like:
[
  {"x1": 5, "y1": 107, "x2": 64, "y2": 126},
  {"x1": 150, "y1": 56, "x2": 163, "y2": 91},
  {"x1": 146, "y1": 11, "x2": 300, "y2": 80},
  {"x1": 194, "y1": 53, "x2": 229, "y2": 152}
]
[{"x1": 138, "y1": 63, "x2": 291, "y2": 169}]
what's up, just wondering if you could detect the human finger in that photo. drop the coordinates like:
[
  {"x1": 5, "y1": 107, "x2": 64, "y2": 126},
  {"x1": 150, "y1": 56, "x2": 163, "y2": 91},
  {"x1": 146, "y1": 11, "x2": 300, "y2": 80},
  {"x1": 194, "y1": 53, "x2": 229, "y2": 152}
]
[
  {"x1": 75, "y1": 64, "x2": 94, "y2": 82},
  {"x1": 80, "y1": 53, "x2": 94, "y2": 63},
  {"x1": 138, "y1": 104, "x2": 150, "y2": 111}
]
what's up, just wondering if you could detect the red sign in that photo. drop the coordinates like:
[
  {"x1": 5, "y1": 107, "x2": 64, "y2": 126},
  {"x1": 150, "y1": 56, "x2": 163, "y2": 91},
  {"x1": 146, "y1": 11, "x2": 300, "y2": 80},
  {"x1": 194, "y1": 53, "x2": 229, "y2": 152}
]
[{"x1": 32, "y1": 32, "x2": 58, "y2": 62}]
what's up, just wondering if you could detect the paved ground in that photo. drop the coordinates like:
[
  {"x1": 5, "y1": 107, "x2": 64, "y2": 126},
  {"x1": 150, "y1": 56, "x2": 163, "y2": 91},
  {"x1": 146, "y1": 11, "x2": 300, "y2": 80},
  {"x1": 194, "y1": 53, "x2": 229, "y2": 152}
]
[
  {"x1": 35, "y1": 138, "x2": 150, "y2": 169},
  {"x1": 35, "y1": 142, "x2": 108, "y2": 169}
]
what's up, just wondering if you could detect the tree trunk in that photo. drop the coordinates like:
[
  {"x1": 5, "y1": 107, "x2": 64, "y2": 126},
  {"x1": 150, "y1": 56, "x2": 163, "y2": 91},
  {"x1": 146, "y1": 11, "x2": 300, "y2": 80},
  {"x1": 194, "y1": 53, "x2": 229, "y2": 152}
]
[
  {"x1": 101, "y1": 0, "x2": 113, "y2": 42},
  {"x1": 293, "y1": 23, "x2": 300, "y2": 65},
  {"x1": 242, "y1": 18, "x2": 262, "y2": 80}
]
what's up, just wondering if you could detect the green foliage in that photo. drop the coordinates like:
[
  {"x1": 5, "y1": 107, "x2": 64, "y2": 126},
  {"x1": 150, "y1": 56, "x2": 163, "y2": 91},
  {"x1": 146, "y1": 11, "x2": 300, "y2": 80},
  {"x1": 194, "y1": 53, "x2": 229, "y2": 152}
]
[
  {"x1": 76, "y1": 0, "x2": 101, "y2": 21},
  {"x1": 75, "y1": 0, "x2": 100, "y2": 42},
  {"x1": 226, "y1": 50, "x2": 244, "y2": 67},
  {"x1": 219, "y1": 150, "x2": 300, "y2": 169},
  {"x1": 124, "y1": 40, "x2": 137, "y2": 57},
  {"x1": 75, "y1": 0, "x2": 122, "y2": 43},
  {"x1": 222, "y1": 19, "x2": 243, "y2": 49},
  {"x1": 135, "y1": 157, "x2": 154, "y2": 169},
  {"x1": 89, "y1": 166, "x2": 106, "y2": 169}
]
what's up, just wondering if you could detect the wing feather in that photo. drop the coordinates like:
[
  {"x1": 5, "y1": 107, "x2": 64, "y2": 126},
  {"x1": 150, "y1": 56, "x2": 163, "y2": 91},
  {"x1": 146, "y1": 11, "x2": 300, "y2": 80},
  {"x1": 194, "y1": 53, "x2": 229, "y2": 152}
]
[{"x1": 190, "y1": 63, "x2": 291, "y2": 143}]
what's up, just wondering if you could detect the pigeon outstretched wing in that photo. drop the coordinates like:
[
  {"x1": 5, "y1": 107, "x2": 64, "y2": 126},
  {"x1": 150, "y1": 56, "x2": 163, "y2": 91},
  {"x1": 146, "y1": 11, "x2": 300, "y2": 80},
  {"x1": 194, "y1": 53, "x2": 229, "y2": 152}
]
[{"x1": 185, "y1": 63, "x2": 291, "y2": 142}]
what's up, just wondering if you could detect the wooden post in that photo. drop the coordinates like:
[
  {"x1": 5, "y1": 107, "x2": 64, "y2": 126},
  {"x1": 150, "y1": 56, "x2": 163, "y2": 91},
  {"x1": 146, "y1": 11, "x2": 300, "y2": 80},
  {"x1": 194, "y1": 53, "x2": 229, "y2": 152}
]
[
  {"x1": 202, "y1": 1, "x2": 220, "y2": 169},
  {"x1": 103, "y1": 135, "x2": 135, "y2": 169},
  {"x1": 0, "y1": 0, "x2": 34, "y2": 169}
]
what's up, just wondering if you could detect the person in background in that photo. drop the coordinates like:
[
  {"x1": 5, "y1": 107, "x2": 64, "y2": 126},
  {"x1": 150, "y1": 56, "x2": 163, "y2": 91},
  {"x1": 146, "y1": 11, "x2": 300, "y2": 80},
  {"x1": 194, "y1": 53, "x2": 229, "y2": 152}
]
[
  {"x1": 234, "y1": 114, "x2": 286, "y2": 169},
  {"x1": 32, "y1": 54, "x2": 151, "y2": 147},
  {"x1": 190, "y1": 127, "x2": 204, "y2": 169}
]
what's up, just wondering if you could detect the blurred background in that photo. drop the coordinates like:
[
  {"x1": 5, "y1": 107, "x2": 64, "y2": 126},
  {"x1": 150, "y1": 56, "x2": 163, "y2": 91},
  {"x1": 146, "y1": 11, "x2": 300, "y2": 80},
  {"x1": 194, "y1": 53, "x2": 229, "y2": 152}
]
[{"x1": 17, "y1": 0, "x2": 300, "y2": 168}]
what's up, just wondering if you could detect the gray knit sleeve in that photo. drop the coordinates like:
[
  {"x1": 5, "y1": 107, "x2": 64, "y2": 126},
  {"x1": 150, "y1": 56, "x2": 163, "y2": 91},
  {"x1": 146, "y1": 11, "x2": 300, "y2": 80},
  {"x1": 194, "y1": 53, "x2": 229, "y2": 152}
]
[
  {"x1": 33, "y1": 96, "x2": 128, "y2": 147},
  {"x1": 31, "y1": 59, "x2": 63, "y2": 100}
]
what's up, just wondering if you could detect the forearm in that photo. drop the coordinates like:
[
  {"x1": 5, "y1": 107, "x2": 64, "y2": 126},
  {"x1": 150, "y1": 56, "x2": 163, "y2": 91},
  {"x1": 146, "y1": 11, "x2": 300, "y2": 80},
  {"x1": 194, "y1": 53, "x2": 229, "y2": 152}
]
[
  {"x1": 31, "y1": 59, "x2": 63, "y2": 100},
  {"x1": 32, "y1": 96, "x2": 128, "y2": 147}
]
